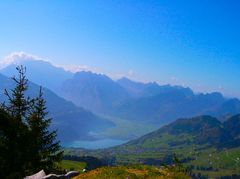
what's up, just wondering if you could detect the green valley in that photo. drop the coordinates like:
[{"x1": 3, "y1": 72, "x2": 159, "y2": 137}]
[{"x1": 65, "y1": 115, "x2": 240, "y2": 178}]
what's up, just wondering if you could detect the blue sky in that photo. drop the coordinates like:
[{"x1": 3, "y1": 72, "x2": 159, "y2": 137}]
[{"x1": 0, "y1": 0, "x2": 240, "y2": 97}]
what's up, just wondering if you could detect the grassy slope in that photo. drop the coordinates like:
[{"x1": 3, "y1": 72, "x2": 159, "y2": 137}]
[
  {"x1": 66, "y1": 116, "x2": 240, "y2": 177},
  {"x1": 73, "y1": 165, "x2": 189, "y2": 179},
  {"x1": 189, "y1": 147, "x2": 240, "y2": 177},
  {"x1": 59, "y1": 160, "x2": 86, "y2": 172},
  {"x1": 65, "y1": 132, "x2": 240, "y2": 177},
  {"x1": 110, "y1": 133, "x2": 240, "y2": 177}
]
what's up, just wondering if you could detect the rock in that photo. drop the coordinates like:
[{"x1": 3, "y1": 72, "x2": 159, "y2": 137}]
[
  {"x1": 24, "y1": 170, "x2": 46, "y2": 179},
  {"x1": 24, "y1": 170, "x2": 79, "y2": 179},
  {"x1": 42, "y1": 174, "x2": 65, "y2": 179},
  {"x1": 65, "y1": 171, "x2": 79, "y2": 178}
]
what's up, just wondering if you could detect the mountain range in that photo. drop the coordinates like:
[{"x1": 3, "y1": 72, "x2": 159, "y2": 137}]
[
  {"x1": 1, "y1": 56, "x2": 240, "y2": 143},
  {"x1": 58, "y1": 70, "x2": 240, "y2": 125},
  {"x1": 0, "y1": 73, "x2": 114, "y2": 144}
]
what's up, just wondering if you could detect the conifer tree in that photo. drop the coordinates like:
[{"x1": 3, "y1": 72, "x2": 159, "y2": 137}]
[
  {"x1": 28, "y1": 87, "x2": 63, "y2": 173},
  {"x1": 0, "y1": 66, "x2": 62, "y2": 178},
  {"x1": 0, "y1": 66, "x2": 31, "y2": 177}
]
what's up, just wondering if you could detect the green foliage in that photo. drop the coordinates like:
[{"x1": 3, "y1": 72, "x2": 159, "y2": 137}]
[
  {"x1": 172, "y1": 153, "x2": 186, "y2": 173},
  {"x1": 59, "y1": 160, "x2": 86, "y2": 172},
  {"x1": 0, "y1": 66, "x2": 62, "y2": 178},
  {"x1": 27, "y1": 87, "x2": 63, "y2": 173}
]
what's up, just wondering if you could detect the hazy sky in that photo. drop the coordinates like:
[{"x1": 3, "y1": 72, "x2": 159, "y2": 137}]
[{"x1": 0, "y1": 0, "x2": 240, "y2": 97}]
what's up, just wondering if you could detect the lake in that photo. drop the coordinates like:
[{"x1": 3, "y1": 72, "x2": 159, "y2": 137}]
[{"x1": 67, "y1": 138, "x2": 129, "y2": 149}]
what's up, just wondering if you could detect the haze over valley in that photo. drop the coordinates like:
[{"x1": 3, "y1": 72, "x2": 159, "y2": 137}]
[{"x1": 1, "y1": 53, "x2": 240, "y2": 149}]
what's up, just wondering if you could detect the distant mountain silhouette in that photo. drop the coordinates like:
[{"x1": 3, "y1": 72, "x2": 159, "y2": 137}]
[
  {"x1": 117, "y1": 77, "x2": 194, "y2": 98},
  {"x1": 59, "y1": 72, "x2": 240, "y2": 125},
  {"x1": 114, "y1": 89, "x2": 227, "y2": 124},
  {"x1": 59, "y1": 71, "x2": 130, "y2": 114},
  {"x1": 2, "y1": 59, "x2": 240, "y2": 129},
  {"x1": 0, "y1": 59, "x2": 73, "y2": 92},
  {"x1": 117, "y1": 77, "x2": 150, "y2": 97},
  {"x1": 0, "y1": 73, "x2": 114, "y2": 144},
  {"x1": 210, "y1": 98, "x2": 240, "y2": 120}
]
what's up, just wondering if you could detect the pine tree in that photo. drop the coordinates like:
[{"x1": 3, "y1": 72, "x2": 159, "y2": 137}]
[
  {"x1": 0, "y1": 66, "x2": 62, "y2": 178},
  {"x1": 28, "y1": 87, "x2": 63, "y2": 173},
  {"x1": 3, "y1": 66, "x2": 31, "y2": 121},
  {"x1": 0, "y1": 66, "x2": 32, "y2": 177}
]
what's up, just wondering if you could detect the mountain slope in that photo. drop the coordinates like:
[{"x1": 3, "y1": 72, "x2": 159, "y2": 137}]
[
  {"x1": 122, "y1": 115, "x2": 232, "y2": 150},
  {"x1": 0, "y1": 73, "x2": 114, "y2": 144},
  {"x1": 67, "y1": 115, "x2": 240, "y2": 177},
  {"x1": 211, "y1": 99, "x2": 240, "y2": 120},
  {"x1": 59, "y1": 71, "x2": 130, "y2": 114}
]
